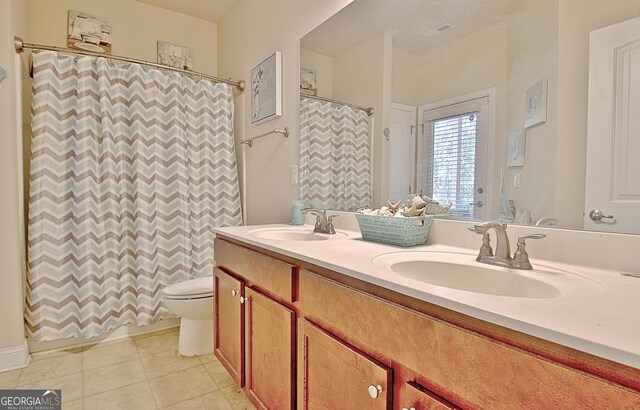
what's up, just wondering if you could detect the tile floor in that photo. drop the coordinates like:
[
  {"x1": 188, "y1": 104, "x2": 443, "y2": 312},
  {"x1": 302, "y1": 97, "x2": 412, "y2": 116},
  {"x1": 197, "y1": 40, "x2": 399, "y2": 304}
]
[{"x1": 0, "y1": 328, "x2": 256, "y2": 409}]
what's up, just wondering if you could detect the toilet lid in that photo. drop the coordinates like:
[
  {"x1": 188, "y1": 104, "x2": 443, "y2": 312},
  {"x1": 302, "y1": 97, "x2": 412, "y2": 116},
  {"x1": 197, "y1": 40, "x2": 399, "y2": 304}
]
[{"x1": 162, "y1": 277, "x2": 214, "y2": 298}]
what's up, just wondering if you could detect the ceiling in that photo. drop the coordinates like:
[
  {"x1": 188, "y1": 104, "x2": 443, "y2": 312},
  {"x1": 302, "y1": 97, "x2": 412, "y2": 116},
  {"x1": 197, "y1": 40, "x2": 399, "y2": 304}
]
[
  {"x1": 301, "y1": 0, "x2": 522, "y2": 56},
  {"x1": 133, "y1": 0, "x2": 237, "y2": 23}
]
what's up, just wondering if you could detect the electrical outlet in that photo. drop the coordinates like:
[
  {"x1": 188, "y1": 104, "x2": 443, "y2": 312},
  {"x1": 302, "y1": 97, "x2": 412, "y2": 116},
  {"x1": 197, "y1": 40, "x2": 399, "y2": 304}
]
[
  {"x1": 291, "y1": 165, "x2": 299, "y2": 184},
  {"x1": 513, "y1": 173, "x2": 521, "y2": 189}
]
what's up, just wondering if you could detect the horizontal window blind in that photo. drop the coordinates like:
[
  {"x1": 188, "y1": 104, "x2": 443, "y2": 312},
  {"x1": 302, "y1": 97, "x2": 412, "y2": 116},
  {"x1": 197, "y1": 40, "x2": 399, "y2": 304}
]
[{"x1": 426, "y1": 112, "x2": 477, "y2": 217}]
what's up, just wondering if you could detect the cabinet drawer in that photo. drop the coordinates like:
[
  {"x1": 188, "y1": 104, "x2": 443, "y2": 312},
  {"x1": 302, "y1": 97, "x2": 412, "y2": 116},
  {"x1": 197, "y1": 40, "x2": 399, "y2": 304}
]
[
  {"x1": 299, "y1": 269, "x2": 640, "y2": 409},
  {"x1": 298, "y1": 319, "x2": 392, "y2": 410},
  {"x1": 403, "y1": 381, "x2": 460, "y2": 410},
  {"x1": 215, "y1": 239, "x2": 296, "y2": 302}
]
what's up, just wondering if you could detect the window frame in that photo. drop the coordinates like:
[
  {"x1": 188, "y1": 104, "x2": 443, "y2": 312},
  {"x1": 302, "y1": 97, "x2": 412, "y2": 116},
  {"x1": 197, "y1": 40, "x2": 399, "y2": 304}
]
[{"x1": 416, "y1": 89, "x2": 496, "y2": 220}]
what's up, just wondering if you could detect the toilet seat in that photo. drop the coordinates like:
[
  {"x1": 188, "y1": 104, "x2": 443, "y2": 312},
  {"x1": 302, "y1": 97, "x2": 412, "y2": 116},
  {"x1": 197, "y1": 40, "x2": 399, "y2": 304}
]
[{"x1": 163, "y1": 277, "x2": 214, "y2": 300}]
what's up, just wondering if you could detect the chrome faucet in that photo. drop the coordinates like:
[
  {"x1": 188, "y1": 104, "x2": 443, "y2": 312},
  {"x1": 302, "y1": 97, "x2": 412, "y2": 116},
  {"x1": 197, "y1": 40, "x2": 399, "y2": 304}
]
[
  {"x1": 301, "y1": 208, "x2": 338, "y2": 234},
  {"x1": 468, "y1": 222, "x2": 546, "y2": 270}
]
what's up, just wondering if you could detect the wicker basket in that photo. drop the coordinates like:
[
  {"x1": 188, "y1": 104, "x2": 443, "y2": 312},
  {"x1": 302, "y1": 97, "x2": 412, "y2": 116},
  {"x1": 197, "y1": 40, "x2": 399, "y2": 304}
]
[{"x1": 355, "y1": 214, "x2": 435, "y2": 247}]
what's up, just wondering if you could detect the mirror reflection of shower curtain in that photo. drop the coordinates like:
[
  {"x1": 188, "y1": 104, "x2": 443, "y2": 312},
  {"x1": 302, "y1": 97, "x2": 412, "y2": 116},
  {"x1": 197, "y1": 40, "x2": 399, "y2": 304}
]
[
  {"x1": 25, "y1": 51, "x2": 243, "y2": 342},
  {"x1": 299, "y1": 97, "x2": 372, "y2": 211}
]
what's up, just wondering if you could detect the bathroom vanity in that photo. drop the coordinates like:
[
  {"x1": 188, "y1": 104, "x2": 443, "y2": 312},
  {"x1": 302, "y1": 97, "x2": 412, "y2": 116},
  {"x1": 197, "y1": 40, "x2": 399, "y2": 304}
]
[{"x1": 212, "y1": 221, "x2": 640, "y2": 409}]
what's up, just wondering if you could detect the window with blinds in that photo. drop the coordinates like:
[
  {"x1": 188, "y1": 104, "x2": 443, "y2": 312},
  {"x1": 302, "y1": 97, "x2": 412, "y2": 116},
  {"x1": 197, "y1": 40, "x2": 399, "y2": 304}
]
[
  {"x1": 417, "y1": 93, "x2": 488, "y2": 219},
  {"x1": 426, "y1": 113, "x2": 478, "y2": 217}
]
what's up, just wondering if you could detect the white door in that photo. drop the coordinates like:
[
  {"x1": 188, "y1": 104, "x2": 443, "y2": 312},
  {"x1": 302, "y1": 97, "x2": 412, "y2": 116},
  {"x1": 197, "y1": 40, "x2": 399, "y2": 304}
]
[
  {"x1": 584, "y1": 16, "x2": 640, "y2": 233},
  {"x1": 417, "y1": 91, "x2": 493, "y2": 220},
  {"x1": 388, "y1": 103, "x2": 417, "y2": 203}
]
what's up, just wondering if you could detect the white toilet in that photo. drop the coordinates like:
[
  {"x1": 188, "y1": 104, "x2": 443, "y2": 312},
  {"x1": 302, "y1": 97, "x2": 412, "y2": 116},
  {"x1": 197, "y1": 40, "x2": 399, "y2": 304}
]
[{"x1": 162, "y1": 276, "x2": 214, "y2": 356}]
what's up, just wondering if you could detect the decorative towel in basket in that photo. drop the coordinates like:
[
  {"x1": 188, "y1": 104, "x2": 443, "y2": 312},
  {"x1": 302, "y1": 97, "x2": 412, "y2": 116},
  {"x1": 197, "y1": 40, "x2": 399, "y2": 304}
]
[{"x1": 355, "y1": 214, "x2": 435, "y2": 247}]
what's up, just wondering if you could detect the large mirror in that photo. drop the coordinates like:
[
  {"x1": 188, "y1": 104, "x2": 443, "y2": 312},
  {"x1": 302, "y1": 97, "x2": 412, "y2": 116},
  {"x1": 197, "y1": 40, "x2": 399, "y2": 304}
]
[{"x1": 299, "y1": 0, "x2": 640, "y2": 234}]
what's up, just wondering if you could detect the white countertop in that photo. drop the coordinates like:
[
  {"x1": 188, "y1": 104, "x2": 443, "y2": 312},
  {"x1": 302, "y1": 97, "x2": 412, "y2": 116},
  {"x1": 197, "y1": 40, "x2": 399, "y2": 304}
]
[{"x1": 214, "y1": 223, "x2": 640, "y2": 369}]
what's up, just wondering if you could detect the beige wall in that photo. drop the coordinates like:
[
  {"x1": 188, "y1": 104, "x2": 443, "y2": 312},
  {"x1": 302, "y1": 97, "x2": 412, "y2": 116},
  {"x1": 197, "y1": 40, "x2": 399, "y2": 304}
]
[
  {"x1": 333, "y1": 31, "x2": 392, "y2": 206},
  {"x1": 415, "y1": 24, "x2": 509, "y2": 107},
  {"x1": 392, "y1": 46, "x2": 418, "y2": 106},
  {"x1": 218, "y1": 0, "x2": 353, "y2": 224},
  {"x1": 0, "y1": 0, "x2": 30, "y2": 351},
  {"x1": 505, "y1": 0, "x2": 558, "y2": 223},
  {"x1": 29, "y1": 0, "x2": 218, "y2": 74}
]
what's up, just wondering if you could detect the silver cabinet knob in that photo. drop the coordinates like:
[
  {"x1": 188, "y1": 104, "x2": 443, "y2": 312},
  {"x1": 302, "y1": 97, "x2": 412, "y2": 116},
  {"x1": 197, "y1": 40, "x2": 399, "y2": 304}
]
[
  {"x1": 589, "y1": 209, "x2": 614, "y2": 221},
  {"x1": 231, "y1": 289, "x2": 238, "y2": 297},
  {"x1": 368, "y1": 384, "x2": 382, "y2": 399},
  {"x1": 240, "y1": 296, "x2": 246, "y2": 304}
]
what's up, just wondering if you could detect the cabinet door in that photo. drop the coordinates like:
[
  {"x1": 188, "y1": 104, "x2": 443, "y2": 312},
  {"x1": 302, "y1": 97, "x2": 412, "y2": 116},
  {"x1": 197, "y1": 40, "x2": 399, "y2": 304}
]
[
  {"x1": 214, "y1": 268, "x2": 244, "y2": 386},
  {"x1": 245, "y1": 288, "x2": 295, "y2": 410},
  {"x1": 298, "y1": 319, "x2": 392, "y2": 410},
  {"x1": 402, "y1": 381, "x2": 460, "y2": 410}
]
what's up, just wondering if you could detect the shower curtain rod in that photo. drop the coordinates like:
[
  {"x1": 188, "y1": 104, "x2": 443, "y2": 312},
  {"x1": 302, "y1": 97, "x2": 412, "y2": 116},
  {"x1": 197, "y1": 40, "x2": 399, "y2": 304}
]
[
  {"x1": 13, "y1": 36, "x2": 246, "y2": 92},
  {"x1": 301, "y1": 93, "x2": 374, "y2": 116}
]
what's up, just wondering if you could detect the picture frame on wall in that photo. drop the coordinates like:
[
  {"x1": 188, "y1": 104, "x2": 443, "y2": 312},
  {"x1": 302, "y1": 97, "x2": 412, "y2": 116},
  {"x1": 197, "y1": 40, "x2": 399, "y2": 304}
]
[
  {"x1": 67, "y1": 10, "x2": 112, "y2": 54},
  {"x1": 157, "y1": 41, "x2": 193, "y2": 70},
  {"x1": 300, "y1": 67, "x2": 318, "y2": 96},
  {"x1": 507, "y1": 129, "x2": 526, "y2": 167},
  {"x1": 251, "y1": 51, "x2": 282, "y2": 124},
  {"x1": 524, "y1": 79, "x2": 547, "y2": 128}
]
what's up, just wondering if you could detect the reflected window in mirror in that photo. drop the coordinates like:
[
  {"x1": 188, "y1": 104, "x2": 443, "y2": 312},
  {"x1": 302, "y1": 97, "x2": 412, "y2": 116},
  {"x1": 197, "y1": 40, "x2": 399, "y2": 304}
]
[{"x1": 417, "y1": 93, "x2": 493, "y2": 221}]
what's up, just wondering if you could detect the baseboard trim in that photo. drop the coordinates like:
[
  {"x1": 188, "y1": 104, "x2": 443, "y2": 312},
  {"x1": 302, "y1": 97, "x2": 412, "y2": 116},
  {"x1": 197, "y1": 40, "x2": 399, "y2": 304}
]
[{"x1": 0, "y1": 339, "x2": 30, "y2": 372}]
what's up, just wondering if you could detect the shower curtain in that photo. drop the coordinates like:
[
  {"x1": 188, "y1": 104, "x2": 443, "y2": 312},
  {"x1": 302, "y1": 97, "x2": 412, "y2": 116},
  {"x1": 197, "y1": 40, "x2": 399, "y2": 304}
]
[
  {"x1": 25, "y1": 51, "x2": 243, "y2": 342},
  {"x1": 299, "y1": 97, "x2": 372, "y2": 211}
]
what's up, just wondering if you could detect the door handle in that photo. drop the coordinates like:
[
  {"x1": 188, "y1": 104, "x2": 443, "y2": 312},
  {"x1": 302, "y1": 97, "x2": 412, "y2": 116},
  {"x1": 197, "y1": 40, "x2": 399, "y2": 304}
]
[
  {"x1": 470, "y1": 201, "x2": 484, "y2": 208},
  {"x1": 588, "y1": 209, "x2": 614, "y2": 221}
]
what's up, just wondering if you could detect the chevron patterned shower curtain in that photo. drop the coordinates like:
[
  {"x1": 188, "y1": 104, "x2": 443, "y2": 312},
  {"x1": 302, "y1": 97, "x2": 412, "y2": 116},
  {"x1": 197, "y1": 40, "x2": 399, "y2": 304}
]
[
  {"x1": 25, "y1": 51, "x2": 242, "y2": 342},
  {"x1": 299, "y1": 97, "x2": 372, "y2": 211}
]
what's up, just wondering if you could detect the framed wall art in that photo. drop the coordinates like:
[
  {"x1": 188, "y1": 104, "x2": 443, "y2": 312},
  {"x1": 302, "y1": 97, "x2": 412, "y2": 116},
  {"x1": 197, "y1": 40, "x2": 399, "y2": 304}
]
[
  {"x1": 251, "y1": 51, "x2": 282, "y2": 124},
  {"x1": 300, "y1": 67, "x2": 318, "y2": 96},
  {"x1": 157, "y1": 41, "x2": 193, "y2": 70},
  {"x1": 67, "y1": 10, "x2": 112, "y2": 54},
  {"x1": 524, "y1": 79, "x2": 547, "y2": 128},
  {"x1": 507, "y1": 128, "x2": 526, "y2": 167}
]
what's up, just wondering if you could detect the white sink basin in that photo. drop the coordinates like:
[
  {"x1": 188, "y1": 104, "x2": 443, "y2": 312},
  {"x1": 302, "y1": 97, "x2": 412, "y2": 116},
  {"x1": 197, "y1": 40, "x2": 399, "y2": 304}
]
[
  {"x1": 373, "y1": 251, "x2": 598, "y2": 299},
  {"x1": 389, "y1": 259, "x2": 560, "y2": 298},
  {"x1": 248, "y1": 227, "x2": 348, "y2": 241}
]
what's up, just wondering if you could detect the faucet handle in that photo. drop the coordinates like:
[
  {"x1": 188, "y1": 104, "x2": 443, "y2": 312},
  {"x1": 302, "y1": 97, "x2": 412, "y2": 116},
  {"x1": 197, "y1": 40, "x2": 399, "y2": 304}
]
[
  {"x1": 517, "y1": 234, "x2": 546, "y2": 244},
  {"x1": 303, "y1": 210, "x2": 322, "y2": 227},
  {"x1": 513, "y1": 234, "x2": 546, "y2": 269},
  {"x1": 327, "y1": 214, "x2": 338, "y2": 234}
]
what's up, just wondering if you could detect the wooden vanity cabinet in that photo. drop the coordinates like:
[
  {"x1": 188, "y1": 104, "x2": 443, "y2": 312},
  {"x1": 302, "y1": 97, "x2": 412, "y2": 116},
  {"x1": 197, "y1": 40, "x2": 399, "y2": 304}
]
[
  {"x1": 402, "y1": 381, "x2": 461, "y2": 410},
  {"x1": 297, "y1": 269, "x2": 640, "y2": 409},
  {"x1": 297, "y1": 319, "x2": 392, "y2": 410},
  {"x1": 214, "y1": 239, "x2": 298, "y2": 409},
  {"x1": 214, "y1": 237, "x2": 640, "y2": 409},
  {"x1": 214, "y1": 268, "x2": 245, "y2": 386}
]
